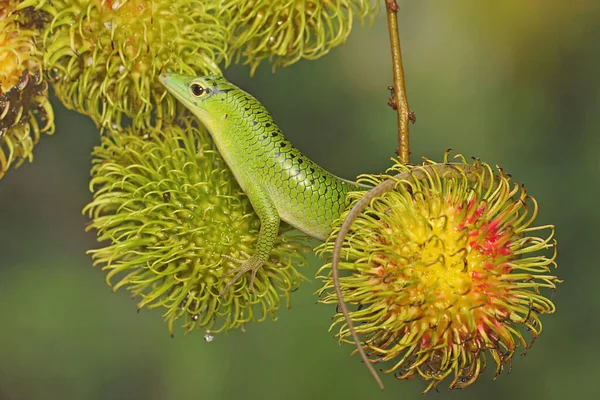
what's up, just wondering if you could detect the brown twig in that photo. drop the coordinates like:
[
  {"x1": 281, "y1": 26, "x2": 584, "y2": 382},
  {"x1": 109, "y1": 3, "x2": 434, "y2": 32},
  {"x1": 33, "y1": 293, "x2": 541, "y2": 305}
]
[{"x1": 385, "y1": 0, "x2": 413, "y2": 163}]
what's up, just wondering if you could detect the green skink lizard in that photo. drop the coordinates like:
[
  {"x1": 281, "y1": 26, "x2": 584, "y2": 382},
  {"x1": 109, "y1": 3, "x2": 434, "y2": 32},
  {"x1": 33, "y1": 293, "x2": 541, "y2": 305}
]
[{"x1": 159, "y1": 73, "x2": 362, "y2": 294}]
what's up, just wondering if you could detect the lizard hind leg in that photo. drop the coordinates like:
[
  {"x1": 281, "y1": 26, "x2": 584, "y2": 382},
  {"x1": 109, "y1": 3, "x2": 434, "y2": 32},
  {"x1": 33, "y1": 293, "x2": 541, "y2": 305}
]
[{"x1": 218, "y1": 182, "x2": 281, "y2": 299}]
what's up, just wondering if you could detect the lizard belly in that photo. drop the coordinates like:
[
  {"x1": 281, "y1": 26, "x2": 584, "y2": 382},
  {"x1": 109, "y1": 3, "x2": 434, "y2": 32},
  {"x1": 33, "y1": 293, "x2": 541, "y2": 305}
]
[
  {"x1": 267, "y1": 178, "x2": 349, "y2": 242},
  {"x1": 278, "y1": 205, "x2": 330, "y2": 241}
]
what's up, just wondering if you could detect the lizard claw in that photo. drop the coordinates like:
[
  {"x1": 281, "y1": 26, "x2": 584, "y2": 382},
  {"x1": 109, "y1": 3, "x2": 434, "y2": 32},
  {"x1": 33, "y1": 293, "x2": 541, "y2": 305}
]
[{"x1": 219, "y1": 253, "x2": 264, "y2": 298}]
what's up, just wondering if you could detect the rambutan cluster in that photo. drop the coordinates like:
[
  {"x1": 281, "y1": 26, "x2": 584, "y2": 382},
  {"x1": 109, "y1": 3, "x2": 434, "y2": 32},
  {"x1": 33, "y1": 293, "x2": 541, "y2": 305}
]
[
  {"x1": 3, "y1": 0, "x2": 369, "y2": 333},
  {"x1": 0, "y1": 4, "x2": 562, "y2": 391}
]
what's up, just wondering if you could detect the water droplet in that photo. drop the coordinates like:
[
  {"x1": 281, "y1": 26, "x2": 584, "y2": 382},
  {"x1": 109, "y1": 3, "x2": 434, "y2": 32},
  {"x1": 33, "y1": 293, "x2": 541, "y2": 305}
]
[
  {"x1": 191, "y1": 314, "x2": 199, "y2": 321},
  {"x1": 179, "y1": 294, "x2": 189, "y2": 310},
  {"x1": 111, "y1": 1, "x2": 121, "y2": 10},
  {"x1": 86, "y1": 57, "x2": 93, "y2": 67},
  {"x1": 104, "y1": 21, "x2": 112, "y2": 29},
  {"x1": 203, "y1": 331, "x2": 214, "y2": 342},
  {"x1": 119, "y1": 65, "x2": 125, "y2": 74}
]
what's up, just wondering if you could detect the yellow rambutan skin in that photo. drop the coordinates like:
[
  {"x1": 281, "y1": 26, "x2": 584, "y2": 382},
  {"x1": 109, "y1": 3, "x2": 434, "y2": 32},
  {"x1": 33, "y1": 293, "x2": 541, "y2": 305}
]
[
  {"x1": 22, "y1": 0, "x2": 228, "y2": 128},
  {"x1": 0, "y1": 5, "x2": 54, "y2": 178},
  {"x1": 317, "y1": 156, "x2": 560, "y2": 391},
  {"x1": 222, "y1": 0, "x2": 378, "y2": 74}
]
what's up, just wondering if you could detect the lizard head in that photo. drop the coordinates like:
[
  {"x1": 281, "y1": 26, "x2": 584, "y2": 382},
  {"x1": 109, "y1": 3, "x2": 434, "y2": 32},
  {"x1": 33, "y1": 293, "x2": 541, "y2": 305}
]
[{"x1": 159, "y1": 73, "x2": 235, "y2": 128}]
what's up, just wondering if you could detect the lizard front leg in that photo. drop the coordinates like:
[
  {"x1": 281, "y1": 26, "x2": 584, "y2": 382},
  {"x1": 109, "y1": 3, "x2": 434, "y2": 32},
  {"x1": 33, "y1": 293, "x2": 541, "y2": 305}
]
[{"x1": 220, "y1": 181, "x2": 280, "y2": 297}]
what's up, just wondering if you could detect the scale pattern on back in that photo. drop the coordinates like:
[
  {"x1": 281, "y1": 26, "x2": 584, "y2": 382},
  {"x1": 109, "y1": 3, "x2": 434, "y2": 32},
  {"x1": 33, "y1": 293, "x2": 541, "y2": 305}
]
[{"x1": 204, "y1": 76, "x2": 360, "y2": 240}]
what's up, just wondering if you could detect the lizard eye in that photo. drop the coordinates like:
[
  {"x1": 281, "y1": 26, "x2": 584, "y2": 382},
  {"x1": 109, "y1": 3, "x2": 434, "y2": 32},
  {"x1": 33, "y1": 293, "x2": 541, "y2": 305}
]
[{"x1": 190, "y1": 83, "x2": 206, "y2": 97}]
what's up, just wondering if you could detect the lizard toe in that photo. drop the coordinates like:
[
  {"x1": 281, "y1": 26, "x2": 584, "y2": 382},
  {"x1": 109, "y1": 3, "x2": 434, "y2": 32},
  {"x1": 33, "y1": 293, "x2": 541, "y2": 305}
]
[{"x1": 219, "y1": 255, "x2": 265, "y2": 298}]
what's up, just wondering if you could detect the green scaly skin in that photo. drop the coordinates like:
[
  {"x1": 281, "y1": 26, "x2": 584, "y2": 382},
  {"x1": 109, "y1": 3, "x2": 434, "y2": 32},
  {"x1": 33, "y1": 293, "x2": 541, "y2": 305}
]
[{"x1": 159, "y1": 73, "x2": 361, "y2": 294}]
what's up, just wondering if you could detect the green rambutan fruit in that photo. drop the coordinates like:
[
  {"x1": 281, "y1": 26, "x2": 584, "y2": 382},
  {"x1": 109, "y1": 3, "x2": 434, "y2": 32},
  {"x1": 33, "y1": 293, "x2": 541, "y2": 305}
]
[
  {"x1": 20, "y1": 0, "x2": 228, "y2": 129},
  {"x1": 222, "y1": 0, "x2": 378, "y2": 74},
  {"x1": 83, "y1": 116, "x2": 310, "y2": 336},
  {"x1": 0, "y1": 4, "x2": 54, "y2": 179},
  {"x1": 317, "y1": 154, "x2": 560, "y2": 392}
]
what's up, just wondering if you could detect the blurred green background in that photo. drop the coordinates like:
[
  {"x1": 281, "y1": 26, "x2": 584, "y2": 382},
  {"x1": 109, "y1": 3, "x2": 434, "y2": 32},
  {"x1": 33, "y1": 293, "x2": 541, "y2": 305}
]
[{"x1": 1, "y1": 1, "x2": 598, "y2": 399}]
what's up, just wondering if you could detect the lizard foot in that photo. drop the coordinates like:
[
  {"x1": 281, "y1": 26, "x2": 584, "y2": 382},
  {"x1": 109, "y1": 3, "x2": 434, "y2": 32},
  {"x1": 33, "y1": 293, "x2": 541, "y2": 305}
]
[{"x1": 219, "y1": 252, "x2": 265, "y2": 298}]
